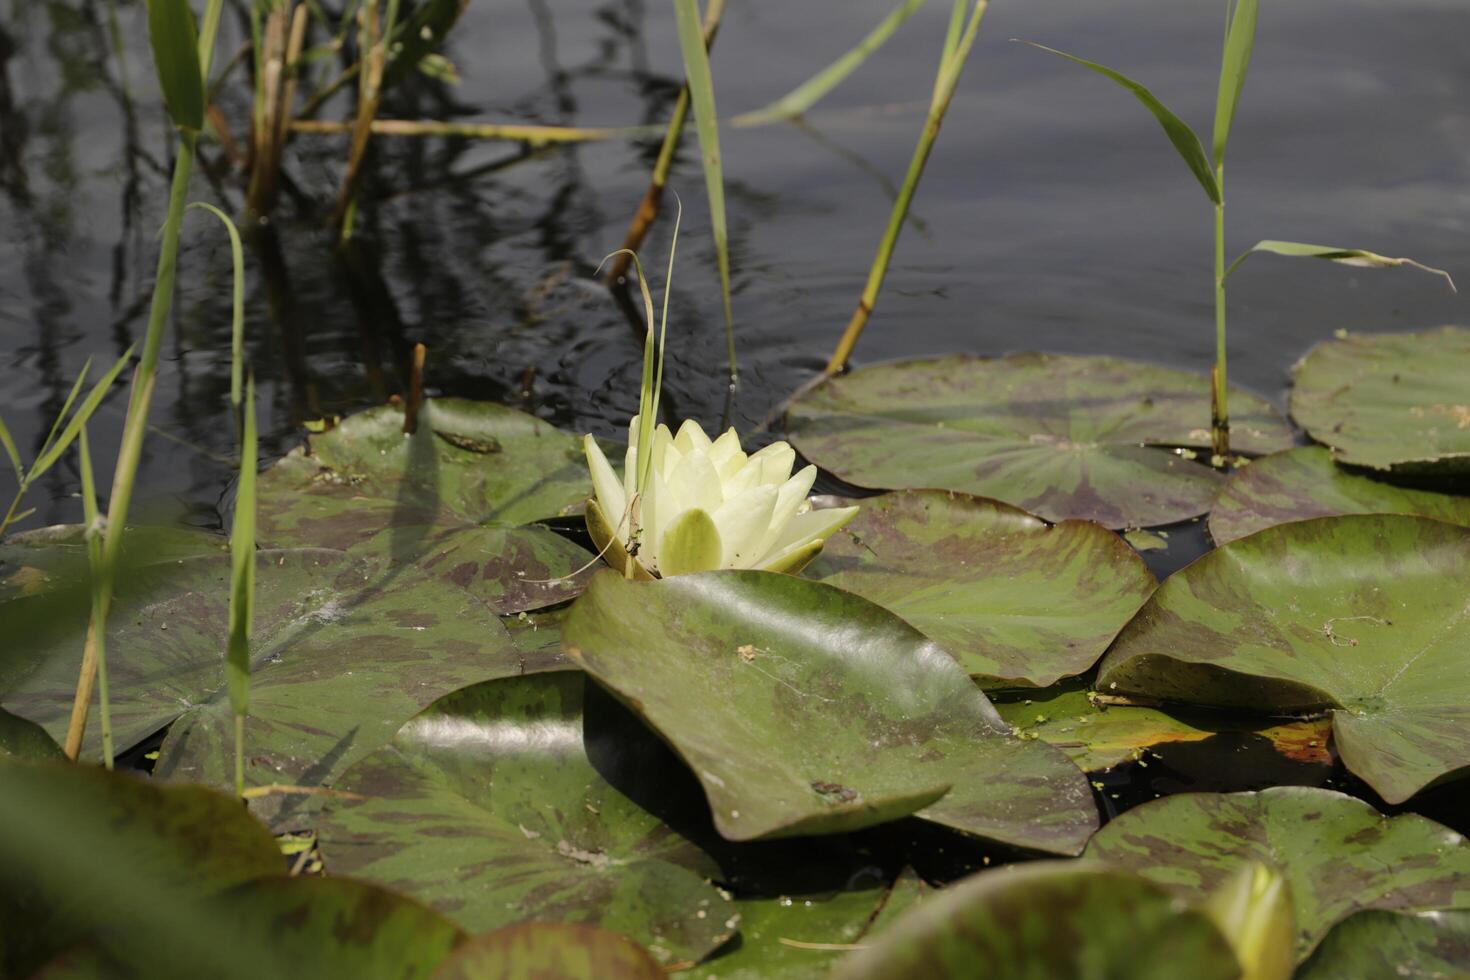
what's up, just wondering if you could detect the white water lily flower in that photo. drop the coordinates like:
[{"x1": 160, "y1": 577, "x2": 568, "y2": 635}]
[{"x1": 583, "y1": 417, "x2": 858, "y2": 578}]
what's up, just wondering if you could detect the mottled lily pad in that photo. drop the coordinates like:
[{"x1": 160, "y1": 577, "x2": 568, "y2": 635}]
[
  {"x1": 992, "y1": 683, "x2": 1333, "y2": 772},
  {"x1": 805, "y1": 490, "x2": 1156, "y2": 687},
  {"x1": 702, "y1": 873, "x2": 919, "y2": 980},
  {"x1": 0, "y1": 548, "x2": 528, "y2": 828},
  {"x1": 0, "y1": 524, "x2": 226, "y2": 601},
  {"x1": 787, "y1": 353, "x2": 1293, "y2": 527},
  {"x1": 0, "y1": 706, "x2": 63, "y2": 760},
  {"x1": 830, "y1": 862, "x2": 1238, "y2": 980},
  {"x1": 1209, "y1": 446, "x2": 1470, "y2": 544},
  {"x1": 318, "y1": 672, "x2": 736, "y2": 965},
  {"x1": 1097, "y1": 514, "x2": 1470, "y2": 803},
  {"x1": 1085, "y1": 787, "x2": 1470, "y2": 960},
  {"x1": 1291, "y1": 325, "x2": 1470, "y2": 473},
  {"x1": 430, "y1": 923, "x2": 662, "y2": 980},
  {"x1": 563, "y1": 570, "x2": 1097, "y2": 853},
  {"x1": 1299, "y1": 910, "x2": 1470, "y2": 980},
  {"x1": 256, "y1": 399, "x2": 595, "y2": 612},
  {"x1": 0, "y1": 760, "x2": 282, "y2": 976}
]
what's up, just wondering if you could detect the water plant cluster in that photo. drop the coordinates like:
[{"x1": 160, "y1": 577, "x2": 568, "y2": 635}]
[{"x1": 3, "y1": 1, "x2": 1470, "y2": 978}]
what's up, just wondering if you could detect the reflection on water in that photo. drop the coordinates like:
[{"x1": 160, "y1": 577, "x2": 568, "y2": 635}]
[{"x1": 1, "y1": 0, "x2": 1467, "y2": 546}]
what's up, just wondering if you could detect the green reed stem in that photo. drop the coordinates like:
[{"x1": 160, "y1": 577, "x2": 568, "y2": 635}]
[
  {"x1": 77, "y1": 428, "x2": 113, "y2": 771},
  {"x1": 1212, "y1": 185, "x2": 1228, "y2": 458},
  {"x1": 826, "y1": 0, "x2": 988, "y2": 375},
  {"x1": 63, "y1": 0, "x2": 225, "y2": 758}
]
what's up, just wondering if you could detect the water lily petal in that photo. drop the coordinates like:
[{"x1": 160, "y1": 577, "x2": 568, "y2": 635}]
[
  {"x1": 622, "y1": 446, "x2": 638, "y2": 501},
  {"x1": 711, "y1": 485, "x2": 780, "y2": 568},
  {"x1": 651, "y1": 423, "x2": 678, "y2": 479},
  {"x1": 583, "y1": 434, "x2": 626, "y2": 528},
  {"x1": 667, "y1": 449, "x2": 723, "y2": 515},
  {"x1": 764, "y1": 505, "x2": 860, "y2": 560},
  {"x1": 639, "y1": 462, "x2": 673, "y2": 573},
  {"x1": 756, "y1": 538, "x2": 825, "y2": 575},
  {"x1": 674, "y1": 418, "x2": 713, "y2": 456},
  {"x1": 757, "y1": 465, "x2": 818, "y2": 557},
  {"x1": 658, "y1": 507, "x2": 723, "y2": 576},
  {"x1": 748, "y1": 441, "x2": 797, "y2": 485},
  {"x1": 709, "y1": 427, "x2": 743, "y2": 466},
  {"x1": 585, "y1": 497, "x2": 656, "y2": 580}
]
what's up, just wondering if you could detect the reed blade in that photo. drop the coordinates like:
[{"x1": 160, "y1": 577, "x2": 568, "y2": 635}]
[
  {"x1": 732, "y1": 0, "x2": 928, "y2": 127},
  {"x1": 30, "y1": 348, "x2": 136, "y2": 481},
  {"x1": 1212, "y1": 0, "x2": 1259, "y2": 169},
  {"x1": 145, "y1": 0, "x2": 205, "y2": 130},
  {"x1": 227, "y1": 375, "x2": 259, "y2": 793},
  {"x1": 672, "y1": 0, "x2": 736, "y2": 381},
  {"x1": 1226, "y1": 240, "x2": 1457, "y2": 291},
  {"x1": 1021, "y1": 40, "x2": 1221, "y2": 205},
  {"x1": 187, "y1": 203, "x2": 247, "y2": 408}
]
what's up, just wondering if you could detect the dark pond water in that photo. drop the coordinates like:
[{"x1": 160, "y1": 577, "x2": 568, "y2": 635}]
[{"x1": 3, "y1": 0, "x2": 1468, "y2": 553}]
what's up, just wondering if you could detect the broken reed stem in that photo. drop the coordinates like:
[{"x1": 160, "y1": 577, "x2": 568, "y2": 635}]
[
  {"x1": 331, "y1": 2, "x2": 386, "y2": 233},
  {"x1": 245, "y1": 5, "x2": 290, "y2": 217},
  {"x1": 603, "y1": 0, "x2": 726, "y2": 286},
  {"x1": 403, "y1": 343, "x2": 426, "y2": 434},
  {"x1": 824, "y1": 0, "x2": 989, "y2": 376}
]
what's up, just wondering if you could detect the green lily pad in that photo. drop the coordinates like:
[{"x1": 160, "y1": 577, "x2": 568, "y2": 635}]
[
  {"x1": 204, "y1": 877, "x2": 465, "y2": 979},
  {"x1": 829, "y1": 862, "x2": 1238, "y2": 980},
  {"x1": 703, "y1": 886, "x2": 891, "y2": 979},
  {"x1": 991, "y1": 683, "x2": 1333, "y2": 772},
  {"x1": 1208, "y1": 446, "x2": 1470, "y2": 545},
  {"x1": 0, "y1": 524, "x2": 226, "y2": 601},
  {"x1": 317, "y1": 672, "x2": 736, "y2": 966},
  {"x1": 1291, "y1": 326, "x2": 1470, "y2": 473},
  {"x1": 787, "y1": 353, "x2": 1293, "y2": 528},
  {"x1": 1299, "y1": 910, "x2": 1470, "y2": 980},
  {"x1": 430, "y1": 923, "x2": 663, "y2": 980},
  {"x1": 804, "y1": 490, "x2": 1156, "y2": 687},
  {"x1": 256, "y1": 399, "x2": 595, "y2": 613},
  {"x1": 1, "y1": 548, "x2": 528, "y2": 828},
  {"x1": 1097, "y1": 514, "x2": 1470, "y2": 802},
  {"x1": 562, "y1": 570, "x2": 1097, "y2": 853},
  {"x1": 1085, "y1": 786, "x2": 1470, "y2": 961},
  {"x1": 0, "y1": 706, "x2": 63, "y2": 760},
  {"x1": 0, "y1": 759, "x2": 282, "y2": 976},
  {"x1": 501, "y1": 606, "x2": 570, "y2": 669},
  {"x1": 33, "y1": 872, "x2": 468, "y2": 979}
]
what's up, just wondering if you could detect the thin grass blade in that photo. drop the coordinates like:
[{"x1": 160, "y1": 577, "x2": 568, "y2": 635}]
[
  {"x1": 145, "y1": 0, "x2": 205, "y2": 130},
  {"x1": 227, "y1": 375, "x2": 258, "y2": 727},
  {"x1": 0, "y1": 418, "x2": 22, "y2": 482},
  {"x1": 649, "y1": 198, "x2": 684, "y2": 429},
  {"x1": 37, "y1": 360, "x2": 93, "y2": 466},
  {"x1": 1020, "y1": 40, "x2": 1221, "y2": 205},
  {"x1": 672, "y1": 0, "x2": 736, "y2": 381},
  {"x1": 30, "y1": 347, "x2": 136, "y2": 481},
  {"x1": 187, "y1": 203, "x2": 247, "y2": 407},
  {"x1": 78, "y1": 427, "x2": 116, "y2": 770},
  {"x1": 1212, "y1": 0, "x2": 1258, "y2": 169},
  {"x1": 731, "y1": 0, "x2": 928, "y2": 127},
  {"x1": 1225, "y1": 240, "x2": 1457, "y2": 291}
]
